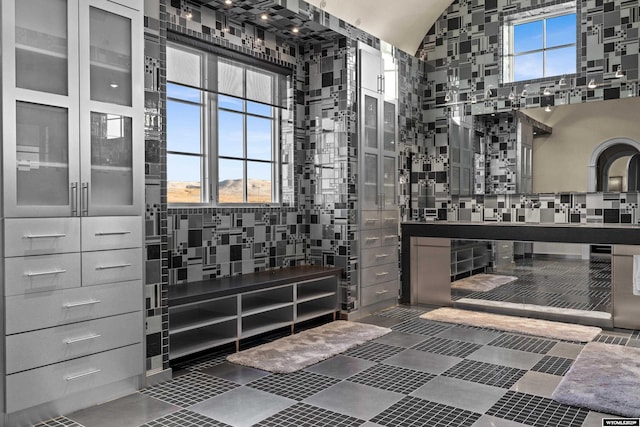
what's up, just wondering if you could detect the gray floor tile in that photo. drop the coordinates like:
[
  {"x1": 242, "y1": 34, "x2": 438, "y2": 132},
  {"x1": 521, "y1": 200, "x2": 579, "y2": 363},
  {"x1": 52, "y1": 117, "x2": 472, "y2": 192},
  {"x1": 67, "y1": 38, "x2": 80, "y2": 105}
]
[
  {"x1": 467, "y1": 345, "x2": 544, "y2": 370},
  {"x1": 510, "y1": 371, "x2": 563, "y2": 398},
  {"x1": 304, "y1": 355, "x2": 376, "y2": 379},
  {"x1": 359, "y1": 422, "x2": 385, "y2": 427},
  {"x1": 435, "y1": 326, "x2": 502, "y2": 345},
  {"x1": 410, "y1": 376, "x2": 507, "y2": 414},
  {"x1": 581, "y1": 411, "x2": 620, "y2": 427},
  {"x1": 190, "y1": 386, "x2": 295, "y2": 427},
  {"x1": 547, "y1": 342, "x2": 584, "y2": 359},
  {"x1": 628, "y1": 339, "x2": 640, "y2": 348},
  {"x1": 357, "y1": 315, "x2": 404, "y2": 328},
  {"x1": 383, "y1": 348, "x2": 461, "y2": 374},
  {"x1": 373, "y1": 331, "x2": 427, "y2": 348},
  {"x1": 66, "y1": 393, "x2": 180, "y2": 427},
  {"x1": 303, "y1": 381, "x2": 403, "y2": 420},
  {"x1": 472, "y1": 415, "x2": 530, "y2": 427},
  {"x1": 201, "y1": 362, "x2": 270, "y2": 385}
]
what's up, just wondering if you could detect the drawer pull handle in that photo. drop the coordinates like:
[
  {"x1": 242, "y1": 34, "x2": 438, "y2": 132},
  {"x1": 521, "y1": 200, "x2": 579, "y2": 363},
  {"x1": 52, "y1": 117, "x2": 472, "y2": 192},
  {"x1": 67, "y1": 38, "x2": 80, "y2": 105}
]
[
  {"x1": 24, "y1": 233, "x2": 67, "y2": 239},
  {"x1": 365, "y1": 218, "x2": 378, "y2": 223},
  {"x1": 64, "y1": 334, "x2": 101, "y2": 345},
  {"x1": 384, "y1": 217, "x2": 396, "y2": 221},
  {"x1": 64, "y1": 299, "x2": 101, "y2": 308},
  {"x1": 384, "y1": 235, "x2": 397, "y2": 239},
  {"x1": 375, "y1": 289, "x2": 389, "y2": 295},
  {"x1": 95, "y1": 231, "x2": 131, "y2": 236},
  {"x1": 25, "y1": 269, "x2": 67, "y2": 277},
  {"x1": 96, "y1": 263, "x2": 131, "y2": 270},
  {"x1": 375, "y1": 254, "x2": 389, "y2": 259},
  {"x1": 65, "y1": 369, "x2": 101, "y2": 381},
  {"x1": 375, "y1": 272, "x2": 389, "y2": 277},
  {"x1": 365, "y1": 237, "x2": 379, "y2": 242}
]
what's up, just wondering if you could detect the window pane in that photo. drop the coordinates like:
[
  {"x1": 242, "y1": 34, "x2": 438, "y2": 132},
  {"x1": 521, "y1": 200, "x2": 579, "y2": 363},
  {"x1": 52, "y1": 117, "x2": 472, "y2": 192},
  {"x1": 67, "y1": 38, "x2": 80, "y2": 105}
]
[
  {"x1": 247, "y1": 116, "x2": 272, "y2": 161},
  {"x1": 246, "y1": 68, "x2": 273, "y2": 105},
  {"x1": 167, "y1": 83, "x2": 200, "y2": 103},
  {"x1": 218, "y1": 158, "x2": 243, "y2": 203},
  {"x1": 167, "y1": 100, "x2": 200, "y2": 154},
  {"x1": 247, "y1": 161, "x2": 272, "y2": 203},
  {"x1": 546, "y1": 46, "x2": 576, "y2": 76},
  {"x1": 167, "y1": 154, "x2": 202, "y2": 203},
  {"x1": 247, "y1": 101, "x2": 272, "y2": 116},
  {"x1": 514, "y1": 52, "x2": 543, "y2": 81},
  {"x1": 514, "y1": 20, "x2": 543, "y2": 53},
  {"x1": 218, "y1": 59, "x2": 243, "y2": 98},
  {"x1": 546, "y1": 14, "x2": 576, "y2": 47},
  {"x1": 218, "y1": 110, "x2": 244, "y2": 158},
  {"x1": 167, "y1": 45, "x2": 201, "y2": 87},
  {"x1": 219, "y1": 95, "x2": 243, "y2": 111}
]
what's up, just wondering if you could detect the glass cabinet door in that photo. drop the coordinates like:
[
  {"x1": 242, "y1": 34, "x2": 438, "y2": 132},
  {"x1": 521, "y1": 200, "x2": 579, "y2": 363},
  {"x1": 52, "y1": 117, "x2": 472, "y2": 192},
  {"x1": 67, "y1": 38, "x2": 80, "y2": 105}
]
[
  {"x1": 15, "y1": 0, "x2": 69, "y2": 95},
  {"x1": 383, "y1": 156, "x2": 396, "y2": 208},
  {"x1": 3, "y1": 0, "x2": 80, "y2": 217},
  {"x1": 364, "y1": 95, "x2": 379, "y2": 150},
  {"x1": 363, "y1": 153, "x2": 379, "y2": 209},
  {"x1": 383, "y1": 101, "x2": 396, "y2": 153},
  {"x1": 79, "y1": 0, "x2": 143, "y2": 215}
]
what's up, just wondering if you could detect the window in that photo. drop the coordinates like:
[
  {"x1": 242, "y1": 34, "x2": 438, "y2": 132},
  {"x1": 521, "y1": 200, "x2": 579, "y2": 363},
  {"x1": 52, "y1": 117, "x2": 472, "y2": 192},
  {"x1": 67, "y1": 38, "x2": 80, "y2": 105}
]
[
  {"x1": 503, "y1": 4, "x2": 576, "y2": 83},
  {"x1": 166, "y1": 43, "x2": 288, "y2": 205}
]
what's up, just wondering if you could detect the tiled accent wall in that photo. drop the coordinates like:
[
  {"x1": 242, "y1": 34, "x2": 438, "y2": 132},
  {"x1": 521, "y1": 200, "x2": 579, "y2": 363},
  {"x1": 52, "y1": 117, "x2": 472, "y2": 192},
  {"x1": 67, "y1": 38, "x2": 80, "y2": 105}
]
[
  {"x1": 411, "y1": 0, "x2": 640, "y2": 220},
  {"x1": 301, "y1": 38, "x2": 359, "y2": 310},
  {"x1": 443, "y1": 192, "x2": 640, "y2": 224},
  {"x1": 143, "y1": 0, "x2": 169, "y2": 375}
]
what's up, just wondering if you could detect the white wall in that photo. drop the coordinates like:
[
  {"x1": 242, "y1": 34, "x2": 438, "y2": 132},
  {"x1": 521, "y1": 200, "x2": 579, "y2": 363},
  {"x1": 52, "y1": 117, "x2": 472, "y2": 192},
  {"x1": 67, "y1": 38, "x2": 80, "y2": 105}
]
[
  {"x1": 524, "y1": 97, "x2": 640, "y2": 193},
  {"x1": 533, "y1": 242, "x2": 589, "y2": 259}
]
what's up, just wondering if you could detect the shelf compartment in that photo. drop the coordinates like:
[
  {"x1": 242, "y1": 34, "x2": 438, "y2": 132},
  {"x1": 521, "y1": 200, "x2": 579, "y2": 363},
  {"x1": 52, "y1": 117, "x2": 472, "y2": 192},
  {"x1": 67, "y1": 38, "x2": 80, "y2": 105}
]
[
  {"x1": 296, "y1": 296, "x2": 337, "y2": 323},
  {"x1": 296, "y1": 277, "x2": 338, "y2": 303},
  {"x1": 241, "y1": 286, "x2": 293, "y2": 316},
  {"x1": 169, "y1": 295, "x2": 237, "y2": 334},
  {"x1": 169, "y1": 319, "x2": 237, "y2": 360},
  {"x1": 241, "y1": 306, "x2": 293, "y2": 339}
]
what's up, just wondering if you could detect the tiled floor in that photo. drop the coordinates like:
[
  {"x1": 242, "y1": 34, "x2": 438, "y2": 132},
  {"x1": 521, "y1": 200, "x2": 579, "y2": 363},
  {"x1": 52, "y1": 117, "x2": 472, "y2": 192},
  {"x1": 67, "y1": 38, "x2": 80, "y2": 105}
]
[
  {"x1": 35, "y1": 305, "x2": 640, "y2": 427},
  {"x1": 452, "y1": 256, "x2": 612, "y2": 312}
]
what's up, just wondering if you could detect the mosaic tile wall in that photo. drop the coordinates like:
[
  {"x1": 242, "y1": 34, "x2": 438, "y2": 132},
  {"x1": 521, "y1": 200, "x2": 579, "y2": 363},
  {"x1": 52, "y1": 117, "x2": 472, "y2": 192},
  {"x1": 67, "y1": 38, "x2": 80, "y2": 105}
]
[
  {"x1": 411, "y1": 0, "x2": 640, "y2": 219},
  {"x1": 443, "y1": 192, "x2": 640, "y2": 224},
  {"x1": 143, "y1": 0, "x2": 170, "y2": 375}
]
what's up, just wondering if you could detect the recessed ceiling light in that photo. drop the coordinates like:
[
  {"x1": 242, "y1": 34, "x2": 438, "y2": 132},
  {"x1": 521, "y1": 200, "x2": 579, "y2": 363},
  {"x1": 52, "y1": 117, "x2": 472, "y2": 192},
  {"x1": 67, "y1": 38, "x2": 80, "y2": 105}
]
[
  {"x1": 185, "y1": 11, "x2": 192, "y2": 19},
  {"x1": 110, "y1": 82, "x2": 119, "y2": 88},
  {"x1": 224, "y1": 0, "x2": 232, "y2": 4},
  {"x1": 260, "y1": 13, "x2": 268, "y2": 20},
  {"x1": 292, "y1": 27, "x2": 299, "y2": 33}
]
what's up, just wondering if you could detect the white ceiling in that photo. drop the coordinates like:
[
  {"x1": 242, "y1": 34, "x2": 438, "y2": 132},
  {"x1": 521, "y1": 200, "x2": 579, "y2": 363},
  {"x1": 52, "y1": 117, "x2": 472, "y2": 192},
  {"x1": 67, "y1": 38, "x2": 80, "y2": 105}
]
[{"x1": 304, "y1": 0, "x2": 451, "y2": 55}]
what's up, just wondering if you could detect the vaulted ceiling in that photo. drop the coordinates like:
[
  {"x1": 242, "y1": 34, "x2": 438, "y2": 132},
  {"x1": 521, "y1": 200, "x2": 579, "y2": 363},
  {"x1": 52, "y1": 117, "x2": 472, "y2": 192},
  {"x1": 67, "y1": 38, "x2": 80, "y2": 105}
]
[{"x1": 303, "y1": 0, "x2": 451, "y2": 54}]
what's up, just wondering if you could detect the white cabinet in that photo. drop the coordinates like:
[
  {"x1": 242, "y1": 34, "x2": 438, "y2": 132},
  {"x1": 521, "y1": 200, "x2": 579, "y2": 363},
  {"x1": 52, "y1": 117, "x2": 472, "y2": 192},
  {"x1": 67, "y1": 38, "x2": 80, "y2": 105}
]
[
  {"x1": 0, "y1": 0, "x2": 144, "y2": 424},
  {"x1": 2, "y1": 0, "x2": 143, "y2": 218},
  {"x1": 357, "y1": 42, "x2": 400, "y2": 315}
]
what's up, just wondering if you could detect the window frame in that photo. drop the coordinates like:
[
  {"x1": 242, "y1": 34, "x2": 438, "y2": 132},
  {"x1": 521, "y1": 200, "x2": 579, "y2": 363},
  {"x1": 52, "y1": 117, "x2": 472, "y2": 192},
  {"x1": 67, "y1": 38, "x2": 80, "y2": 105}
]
[
  {"x1": 502, "y1": 3, "x2": 577, "y2": 84},
  {"x1": 166, "y1": 42, "x2": 283, "y2": 207}
]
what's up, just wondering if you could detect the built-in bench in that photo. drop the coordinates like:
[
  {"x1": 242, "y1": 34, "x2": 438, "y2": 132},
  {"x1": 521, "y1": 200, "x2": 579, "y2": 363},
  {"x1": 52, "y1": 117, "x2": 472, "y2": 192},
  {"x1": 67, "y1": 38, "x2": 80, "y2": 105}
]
[{"x1": 168, "y1": 265, "x2": 343, "y2": 360}]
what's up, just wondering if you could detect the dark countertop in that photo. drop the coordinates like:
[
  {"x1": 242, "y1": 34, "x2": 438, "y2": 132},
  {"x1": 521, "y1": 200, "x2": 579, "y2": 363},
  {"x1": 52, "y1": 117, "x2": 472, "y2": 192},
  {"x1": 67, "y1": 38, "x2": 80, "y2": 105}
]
[
  {"x1": 168, "y1": 265, "x2": 343, "y2": 307},
  {"x1": 400, "y1": 221, "x2": 640, "y2": 304},
  {"x1": 401, "y1": 221, "x2": 640, "y2": 245}
]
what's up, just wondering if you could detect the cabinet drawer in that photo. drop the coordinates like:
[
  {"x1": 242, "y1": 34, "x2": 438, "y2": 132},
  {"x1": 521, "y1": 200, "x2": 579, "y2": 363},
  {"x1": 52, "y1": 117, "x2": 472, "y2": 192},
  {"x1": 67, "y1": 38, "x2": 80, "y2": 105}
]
[
  {"x1": 6, "y1": 280, "x2": 142, "y2": 334},
  {"x1": 5, "y1": 253, "x2": 81, "y2": 296},
  {"x1": 380, "y1": 210, "x2": 399, "y2": 228},
  {"x1": 361, "y1": 264, "x2": 398, "y2": 287},
  {"x1": 4, "y1": 218, "x2": 80, "y2": 256},
  {"x1": 380, "y1": 228, "x2": 398, "y2": 247},
  {"x1": 6, "y1": 343, "x2": 142, "y2": 413},
  {"x1": 361, "y1": 211, "x2": 381, "y2": 230},
  {"x1": 361, "y1": 280, "x2": 398, "y2": 307},
  {"x1": 82, "y1": 248, "x2": 142, "y2": 286},
  {"x1": 360, "y1": 229, "x2": 382, "y2": 249},
  {"x1": 361, "y1": 246, "x2": 398, "y2": 269},
  {"x1": 6, "y1": 311, "x2": 142, "y2": 374},
  {"x1": 81, "y1": 216, "x2": 142, "y2": 251}
]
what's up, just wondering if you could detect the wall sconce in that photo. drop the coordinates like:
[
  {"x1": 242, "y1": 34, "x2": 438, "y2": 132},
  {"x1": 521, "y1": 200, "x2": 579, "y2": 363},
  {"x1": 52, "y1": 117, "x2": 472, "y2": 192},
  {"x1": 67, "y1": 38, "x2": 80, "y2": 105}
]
[
  {"x1": 543, "y1": 87, "x2": 551, "y2": 96},
  {"x1": 470, "y1": 94, "x2": 478, "y2": 104},
  {"x1": 588, "y1": 79, "x2": 597, "y2": 89},
  {"x1": 444, "y1": 90, "x2": 452, "y2": 102},
  {"x1": 558, "y1": 76, "x2": 567, "y2": 86},
  {"x1": 508, "y1": 87, "x2": 516, "y2": 100},
  {"x1": 520, "y1": 84, "x2": 528, "y2": 97},
  {"x1": 615, "y1": 66, "x2": 625, "y2": 79}
]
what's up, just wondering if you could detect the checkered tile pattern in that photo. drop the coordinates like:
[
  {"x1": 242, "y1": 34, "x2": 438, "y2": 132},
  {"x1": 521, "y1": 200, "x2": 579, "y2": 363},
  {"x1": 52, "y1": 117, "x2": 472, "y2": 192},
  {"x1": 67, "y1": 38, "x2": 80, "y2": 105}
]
[{"x1": 39, "y1": 306, "x2": 639, "y2": 427}]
